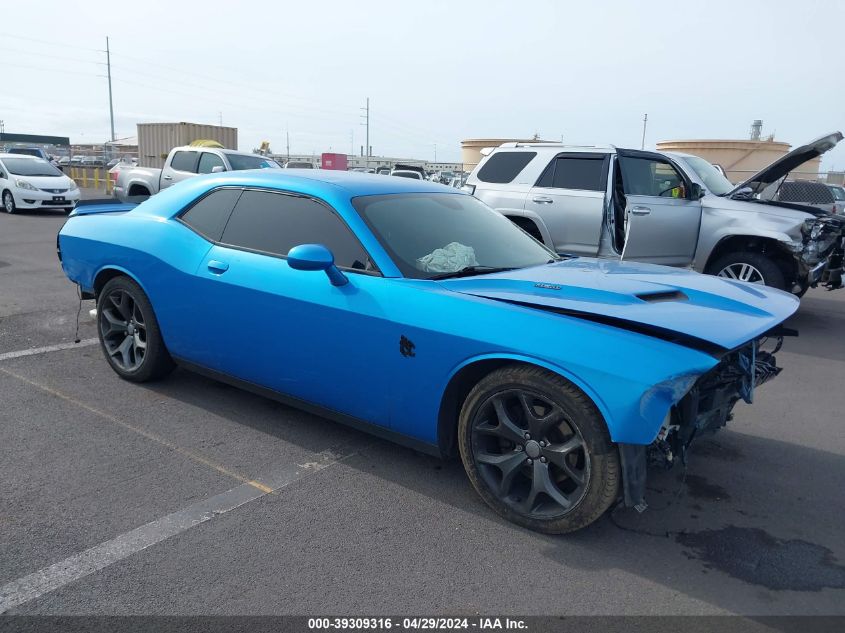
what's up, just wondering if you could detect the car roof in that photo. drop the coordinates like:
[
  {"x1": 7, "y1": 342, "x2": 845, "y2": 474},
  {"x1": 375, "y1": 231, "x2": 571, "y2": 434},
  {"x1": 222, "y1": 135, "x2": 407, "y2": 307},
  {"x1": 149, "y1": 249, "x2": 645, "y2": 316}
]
[{"x1": 176, "y1": 168, "x2": 457, "y2": 197}]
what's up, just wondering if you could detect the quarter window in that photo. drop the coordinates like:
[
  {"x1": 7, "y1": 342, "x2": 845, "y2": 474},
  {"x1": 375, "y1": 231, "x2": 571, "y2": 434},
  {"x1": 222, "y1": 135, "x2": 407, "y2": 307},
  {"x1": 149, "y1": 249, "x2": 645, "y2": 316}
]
[
  {"x1": 536, "y1": 156, "x2": 607, "y2": 191},
  {"x1": 220, "y1": 190, "x2": 371, "y2": 270},
  {"x1": 197, "y1": 153, "x2": 226, "y2": 174},
  {"x1": 179, "y1": 188, "x2": 242, "y2": 242},
  {"x1": 170, "y1": 151, "x2": 199, "y2": 173},
  {"x1": 476, "y1": 152, "x2": 536, "y2": 184}
]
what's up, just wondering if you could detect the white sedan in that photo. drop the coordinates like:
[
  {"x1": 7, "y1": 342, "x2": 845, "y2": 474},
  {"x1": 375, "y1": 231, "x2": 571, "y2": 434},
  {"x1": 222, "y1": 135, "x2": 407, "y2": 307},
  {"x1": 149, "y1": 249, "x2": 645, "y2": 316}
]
[{"x1": 0, "y1": 154, "x2": 81, "y2": 214}]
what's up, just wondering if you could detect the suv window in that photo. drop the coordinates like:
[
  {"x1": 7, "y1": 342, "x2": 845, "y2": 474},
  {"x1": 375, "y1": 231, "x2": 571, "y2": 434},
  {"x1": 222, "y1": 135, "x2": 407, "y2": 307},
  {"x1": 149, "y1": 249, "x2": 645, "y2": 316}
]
[
  {"x1": 198, "y1": 152, "x2": 226, "y2": 174},
  {"x1": 476, "y1": 152, "x2": 536, "y2": 184},
  {"x1": 619, "y1": 156, "x2": 685, "y2": 197},
  {"x1": 536, "y1": 156, "x2": 607, "y2": 191},
  {"x1": 170, "y1": 151, "x2": 199, "y2": 173},
  {"x1": 179, "y1": 188, "x2": 242, "y2": 241},
  {"x1": 220, "y1": 190, "x2": 371, "y2": 270}
]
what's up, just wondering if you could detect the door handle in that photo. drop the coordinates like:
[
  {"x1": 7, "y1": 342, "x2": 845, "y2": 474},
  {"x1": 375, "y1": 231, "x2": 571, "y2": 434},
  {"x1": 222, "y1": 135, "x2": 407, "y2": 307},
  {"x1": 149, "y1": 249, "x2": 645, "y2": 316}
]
[
  {"x1": 162, "y1": 175, "x2": 173, "y2": 181},
  {"x1": 207, "y1": 259, "x2": 229, "y2": 274},
  {"x1": 629, "y1": 206, "x2": 651, "y2": 215},
  {"x1": 532, "y1": 195, "x2": 554, "y2": 204}
]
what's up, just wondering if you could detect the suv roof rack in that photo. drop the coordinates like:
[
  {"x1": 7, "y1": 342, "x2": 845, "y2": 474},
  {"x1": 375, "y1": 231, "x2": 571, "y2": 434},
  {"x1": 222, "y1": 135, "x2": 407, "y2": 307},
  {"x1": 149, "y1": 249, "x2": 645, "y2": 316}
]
[{"x1": 498, "y1": 142, "x2": 616, "y2": 150}]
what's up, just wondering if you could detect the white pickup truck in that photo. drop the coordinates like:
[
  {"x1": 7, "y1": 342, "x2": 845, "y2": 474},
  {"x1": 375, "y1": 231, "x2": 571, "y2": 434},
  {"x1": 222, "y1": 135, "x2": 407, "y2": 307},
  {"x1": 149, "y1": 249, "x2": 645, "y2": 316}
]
[{"x1": 114, "y1": 146, "x2": 281, "y2": 202}]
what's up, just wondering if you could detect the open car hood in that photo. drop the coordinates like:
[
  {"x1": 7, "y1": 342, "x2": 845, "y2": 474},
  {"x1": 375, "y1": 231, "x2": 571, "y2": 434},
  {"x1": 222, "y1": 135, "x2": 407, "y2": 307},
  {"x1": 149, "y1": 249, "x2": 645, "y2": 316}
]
[
  {"x1": 728, "y1": 131, "x2": 843, "y2": 198},
  {"x1": 438, "y1": 259, "x2": 799, "y2": 352}
]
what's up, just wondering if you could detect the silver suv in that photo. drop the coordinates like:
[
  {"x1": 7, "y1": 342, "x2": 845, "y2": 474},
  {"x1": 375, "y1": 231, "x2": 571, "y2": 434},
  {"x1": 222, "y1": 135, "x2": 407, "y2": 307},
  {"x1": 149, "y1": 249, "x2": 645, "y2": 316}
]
[{"x1": 464, "y1": 134, "x2": 845, "y2": 293}]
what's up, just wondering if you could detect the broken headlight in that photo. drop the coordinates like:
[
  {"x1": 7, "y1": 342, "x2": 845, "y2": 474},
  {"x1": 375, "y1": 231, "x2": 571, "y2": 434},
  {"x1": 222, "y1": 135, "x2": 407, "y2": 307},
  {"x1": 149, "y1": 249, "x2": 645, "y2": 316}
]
[{"x1": 802, "y1": 218, "x2": 823, "y2": 240}]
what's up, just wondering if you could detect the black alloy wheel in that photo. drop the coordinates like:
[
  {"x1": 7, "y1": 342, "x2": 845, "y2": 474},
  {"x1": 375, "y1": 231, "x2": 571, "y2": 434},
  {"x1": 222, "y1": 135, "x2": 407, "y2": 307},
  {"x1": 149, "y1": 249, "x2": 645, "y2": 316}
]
[
  {"x1": 471, "y1": 388, "x2": 590, "y2": 518},
  {"x1": 100, "y1": 287, "x2": 148, "y2": 372},
  {"x1": 97, "y1": 276, "x2": 174, "y2": 382},
  {"x1": 459, "y1": 365, "x2": 620, "y2": 533}
]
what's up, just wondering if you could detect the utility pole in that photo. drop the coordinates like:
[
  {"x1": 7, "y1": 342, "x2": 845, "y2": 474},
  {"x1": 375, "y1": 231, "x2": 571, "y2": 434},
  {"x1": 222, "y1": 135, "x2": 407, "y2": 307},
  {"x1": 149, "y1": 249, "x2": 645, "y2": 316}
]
[
  {"x1": 360, "y1": 98, "x2": 370, "y2": 161},
  {"x1": 434, "y1": 143, "x2": 437, "y2": 163},
  {"x1": 106, "y1": 37, "x2": 115, "y2": 143},
  {"x1": 218, "y1": 112, "x2": 223, "y2": 126},
  {"x1": 286, "y1": 128, "x2": 290, "y2": 161},
  {"x1": 641, "y1": 113, "x2": 648, "y2": 150}
]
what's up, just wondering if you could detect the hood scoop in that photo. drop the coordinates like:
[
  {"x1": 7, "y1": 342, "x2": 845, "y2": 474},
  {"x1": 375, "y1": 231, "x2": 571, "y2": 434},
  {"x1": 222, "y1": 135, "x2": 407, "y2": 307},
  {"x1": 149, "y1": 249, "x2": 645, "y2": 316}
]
[{"x1": 636, "y1": 290, "x2": 688, "y2": 303}]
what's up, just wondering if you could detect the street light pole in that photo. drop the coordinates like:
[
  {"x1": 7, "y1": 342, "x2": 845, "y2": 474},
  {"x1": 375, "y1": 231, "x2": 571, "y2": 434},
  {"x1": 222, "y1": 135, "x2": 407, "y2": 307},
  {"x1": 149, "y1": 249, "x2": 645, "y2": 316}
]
[
  {"x1": 641, "y1": 113, "x2": 648, "y2": 150},
  {"x1": 106, "y1": 37, "x2": 115, "y2": 144}
]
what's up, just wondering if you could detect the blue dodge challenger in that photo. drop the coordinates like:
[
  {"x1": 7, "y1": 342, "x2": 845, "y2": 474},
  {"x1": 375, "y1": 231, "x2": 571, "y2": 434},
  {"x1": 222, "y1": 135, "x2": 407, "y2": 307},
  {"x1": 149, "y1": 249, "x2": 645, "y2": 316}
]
[{"x1": 58, "y1": 170, "x2": 798, "y2": 533}]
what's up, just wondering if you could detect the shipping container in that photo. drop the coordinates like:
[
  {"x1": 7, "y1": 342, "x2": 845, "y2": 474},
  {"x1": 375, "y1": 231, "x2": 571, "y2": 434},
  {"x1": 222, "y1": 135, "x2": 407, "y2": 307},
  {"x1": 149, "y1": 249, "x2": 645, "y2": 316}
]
[
  {"x1": 321, "y1": 152, "x2": 348, "y2": 171},
  {"x1": 137, "y1": 122, "x2": 238, "y2": 168}
]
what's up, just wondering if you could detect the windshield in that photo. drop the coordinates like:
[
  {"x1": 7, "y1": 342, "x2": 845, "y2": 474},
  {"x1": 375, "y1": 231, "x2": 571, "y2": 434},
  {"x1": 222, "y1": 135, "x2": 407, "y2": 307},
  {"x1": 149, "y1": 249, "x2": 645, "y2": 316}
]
[
  {"x1": 1, "y1": 157, "x2": 63, "y2": 177},
  {"x1": 680, "y1": 155, "x2": 734, "y2": 196},
  {"x1": 392, "y1": 171, "x2": 421, "y2": 179},
  {"x1": 226, "y1": 154, "x2": 281, "y2": 170},
  {"x1": 353, "y1": 193, "x2": 558, "y2": 279},
  {"x1": 829, "y1": 186, "x2": 845, "y2": 201}
]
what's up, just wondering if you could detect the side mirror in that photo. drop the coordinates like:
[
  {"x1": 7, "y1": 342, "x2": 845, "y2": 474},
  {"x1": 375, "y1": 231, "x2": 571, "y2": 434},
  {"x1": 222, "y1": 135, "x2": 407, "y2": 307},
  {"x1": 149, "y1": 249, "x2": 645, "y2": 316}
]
[
  {"x1": 287, "y1": 244, "x2": 348, "y2": 286},
  {"x1": 690, "y1": 183, "x2": 706, "y2": 200},
  {"x1": 211, "y1": 165, "x2": 225, "y2": 173}
]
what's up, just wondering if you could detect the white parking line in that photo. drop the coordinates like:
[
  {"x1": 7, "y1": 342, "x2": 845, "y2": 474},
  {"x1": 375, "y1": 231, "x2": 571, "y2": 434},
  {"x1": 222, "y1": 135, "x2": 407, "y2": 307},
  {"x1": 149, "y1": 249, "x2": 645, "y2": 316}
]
[
  {"x1": 0, "y1": 339, "x2": 98, "y2": 362},
  {"x1": 0, "y1": 446, "x2": 357, "y2": 613}
]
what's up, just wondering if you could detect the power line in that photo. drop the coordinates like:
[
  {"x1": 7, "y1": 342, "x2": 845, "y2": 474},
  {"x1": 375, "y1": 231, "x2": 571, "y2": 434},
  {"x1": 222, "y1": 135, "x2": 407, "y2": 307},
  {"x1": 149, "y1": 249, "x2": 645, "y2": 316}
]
[{"x1": 0, "y1": 32, "x2": 100, "y2": 52}]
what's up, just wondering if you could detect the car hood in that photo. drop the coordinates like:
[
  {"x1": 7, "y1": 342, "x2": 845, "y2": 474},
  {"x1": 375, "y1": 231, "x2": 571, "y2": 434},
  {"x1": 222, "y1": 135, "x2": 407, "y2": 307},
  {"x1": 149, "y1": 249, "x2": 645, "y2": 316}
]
[
  {"x1": 728, "y1": 131, "x2": 843, "y2": 198},
  {"x1": 438, "y1": 259, "x2": 799, "y2": 351}
]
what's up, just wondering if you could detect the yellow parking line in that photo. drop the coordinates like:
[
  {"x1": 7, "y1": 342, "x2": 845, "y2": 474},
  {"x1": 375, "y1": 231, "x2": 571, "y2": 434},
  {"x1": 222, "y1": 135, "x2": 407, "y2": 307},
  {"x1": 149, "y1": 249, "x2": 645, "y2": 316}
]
[{"x1": 0, "y1": 367, "x2": 268, "y2": 492}]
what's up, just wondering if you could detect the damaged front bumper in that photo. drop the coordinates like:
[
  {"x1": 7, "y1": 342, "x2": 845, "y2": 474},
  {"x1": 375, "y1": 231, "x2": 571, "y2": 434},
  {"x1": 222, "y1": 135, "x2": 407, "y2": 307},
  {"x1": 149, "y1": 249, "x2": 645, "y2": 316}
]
[
  {"x1": 798, "y1": 216, "x2": 845, "y2": 289},
  {"x1": 619, "y1": 333, "x2": 789, "y2": 510}
]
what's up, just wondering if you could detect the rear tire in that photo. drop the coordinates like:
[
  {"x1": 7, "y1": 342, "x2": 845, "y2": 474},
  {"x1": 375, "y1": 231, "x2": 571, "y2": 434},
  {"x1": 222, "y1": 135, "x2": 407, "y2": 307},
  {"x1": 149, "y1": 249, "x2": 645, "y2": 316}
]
[
  {"x1": 97, "y1": 276, "x2": 174, "y2": 382},
  {"x1": 708, "y1": 251, "x2": 786, "y2": 291},
  {"x1": 458, "y1": 364, "x2": 620, "y2": 534}
]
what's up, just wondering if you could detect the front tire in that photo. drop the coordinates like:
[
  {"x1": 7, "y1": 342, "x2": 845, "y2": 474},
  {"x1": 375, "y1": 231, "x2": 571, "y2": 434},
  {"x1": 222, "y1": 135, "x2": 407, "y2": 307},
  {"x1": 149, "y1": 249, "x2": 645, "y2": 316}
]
[
  {"x1": 708, "y1": 251, "x2": 786, "y2": 290},
  {"x1": 3, "y1": 190, "x2": 16, "y2": 214},
  {"x1": 97, "y1": 276, "x2": 174, "y2": 382},
  {"x1": 458, "y1": 365, "x2": 620, "y2": 534}
]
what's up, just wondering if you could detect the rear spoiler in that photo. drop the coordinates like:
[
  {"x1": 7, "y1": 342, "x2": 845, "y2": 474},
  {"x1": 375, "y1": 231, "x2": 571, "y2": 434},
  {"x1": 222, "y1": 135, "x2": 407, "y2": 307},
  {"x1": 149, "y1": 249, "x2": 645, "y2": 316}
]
[{"x1": 70, "y1": 199, "x2": 138, "y2": 217}]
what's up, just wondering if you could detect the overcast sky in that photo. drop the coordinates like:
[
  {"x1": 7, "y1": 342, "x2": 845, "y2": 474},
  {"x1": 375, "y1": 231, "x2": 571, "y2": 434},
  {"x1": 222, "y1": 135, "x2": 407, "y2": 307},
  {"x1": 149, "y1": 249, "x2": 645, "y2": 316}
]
[{"x1": 4, "y1": 0, "x2": 844, "y2": 168}]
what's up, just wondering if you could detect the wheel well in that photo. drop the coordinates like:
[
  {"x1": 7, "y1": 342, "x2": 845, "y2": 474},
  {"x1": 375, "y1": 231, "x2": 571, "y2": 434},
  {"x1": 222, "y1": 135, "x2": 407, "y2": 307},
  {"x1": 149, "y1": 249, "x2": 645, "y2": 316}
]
[
  {"x1": 506, "y1": 216, "x2": 544, "y2": 243},
  {"x1": 128, "y1": 184, "x2": 151, "y2": 197},
  {"x1": 93, "y1": 268, "x2": 127, "y2": 298},
  {"x1": 704, "y1": 235, "x2": 797, "y2": 281}
]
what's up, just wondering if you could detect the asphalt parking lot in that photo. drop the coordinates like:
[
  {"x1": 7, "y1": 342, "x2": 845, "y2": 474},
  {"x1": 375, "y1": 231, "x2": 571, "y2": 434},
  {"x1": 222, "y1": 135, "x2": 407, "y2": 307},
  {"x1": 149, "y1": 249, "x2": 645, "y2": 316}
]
[{"x1": 1, "y1": 206, "x2": 844, "y2": 616}]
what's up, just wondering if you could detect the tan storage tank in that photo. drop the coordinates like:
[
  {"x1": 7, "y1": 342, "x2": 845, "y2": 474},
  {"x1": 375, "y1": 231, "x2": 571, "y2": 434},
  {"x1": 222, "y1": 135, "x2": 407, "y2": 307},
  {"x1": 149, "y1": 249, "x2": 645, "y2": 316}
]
[
  {"x1": 137, "y1": 122, "x2": 238, "y2": 168},
  {"x1": 656, "y1": 139, "x2": 821, "y2": 184}
]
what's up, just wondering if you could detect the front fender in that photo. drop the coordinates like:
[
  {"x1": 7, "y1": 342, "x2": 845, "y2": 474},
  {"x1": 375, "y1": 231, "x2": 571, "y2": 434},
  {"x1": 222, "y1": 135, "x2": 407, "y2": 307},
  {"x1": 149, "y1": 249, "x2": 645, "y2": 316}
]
[{"x1": 695, "y1": 205, "x2": 804, "y2": 272}]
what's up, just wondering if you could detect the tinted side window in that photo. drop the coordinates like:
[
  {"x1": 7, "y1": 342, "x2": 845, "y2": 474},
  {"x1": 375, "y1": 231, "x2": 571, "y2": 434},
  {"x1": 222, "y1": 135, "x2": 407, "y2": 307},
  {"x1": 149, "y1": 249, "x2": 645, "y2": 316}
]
[
  {"x1": 552, "y1": 158, "x2": 606, "y2": 190},
  {"x1": 476, "y1": 152, "x2": 536, "y2": 184},
  {"x1": 198, "y1": 152, "x2": 226, "y2": 174},
  {"x1": 221, "y1": 190, "x2": 370, "y2": 269},
  {"x1": 179, "y1": 188, "x2": 241, "y2": 241},
  {"x1": 170, "y1": 151, "x2": 198, "y2": 173}
]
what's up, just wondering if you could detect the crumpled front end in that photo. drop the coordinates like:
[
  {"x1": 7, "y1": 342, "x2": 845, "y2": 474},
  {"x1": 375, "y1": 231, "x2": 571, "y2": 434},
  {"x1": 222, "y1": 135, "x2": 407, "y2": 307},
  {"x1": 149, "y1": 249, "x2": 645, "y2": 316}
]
[
  {"x1": 621, "y1": 333, "x2": 788, "y2": 509},
  {"x1": 799, "y1": 215, "x2": 845, "y2": 289}
]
